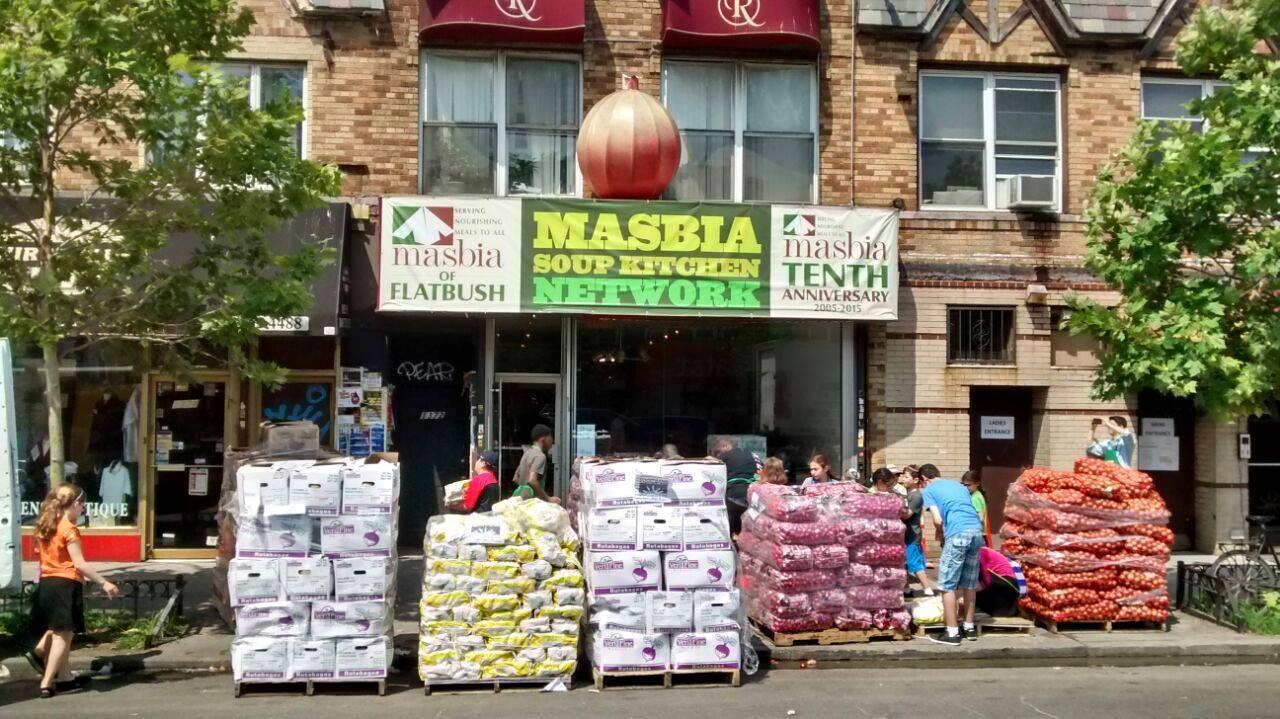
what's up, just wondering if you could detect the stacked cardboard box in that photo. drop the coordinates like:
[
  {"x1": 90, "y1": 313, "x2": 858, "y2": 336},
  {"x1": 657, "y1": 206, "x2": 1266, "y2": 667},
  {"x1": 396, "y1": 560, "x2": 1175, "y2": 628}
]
[
  {"x1": 579, "y1": 458, "x2": 744, "y2": 674},
  {"x1": 228, "y1": 456, "x2": 399, "y2": 683}
]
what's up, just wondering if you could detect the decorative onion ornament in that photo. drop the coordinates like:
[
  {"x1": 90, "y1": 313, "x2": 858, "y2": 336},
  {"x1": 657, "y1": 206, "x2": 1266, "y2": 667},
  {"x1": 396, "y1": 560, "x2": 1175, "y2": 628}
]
[{"x1": 576, "y1": 74, "x2": 682, "y2": 200}]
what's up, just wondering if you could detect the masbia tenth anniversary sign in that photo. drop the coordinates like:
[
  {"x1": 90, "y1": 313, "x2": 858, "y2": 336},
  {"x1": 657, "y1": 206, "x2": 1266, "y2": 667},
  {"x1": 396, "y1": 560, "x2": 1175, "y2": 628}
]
[{"x1": 379, "y1": 197, "x2": 899, "y2": 320}]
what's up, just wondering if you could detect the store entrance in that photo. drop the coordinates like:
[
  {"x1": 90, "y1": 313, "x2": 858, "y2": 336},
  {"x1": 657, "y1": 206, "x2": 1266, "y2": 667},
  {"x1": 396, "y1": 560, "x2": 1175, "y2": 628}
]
[
  {"x1": 146, "y1": 374, "x2": 231, "y2": 557},
  {"x1": 1247, "y1": 415, "x2": 1280, "y2": 547},
  {"x1": 969, "y1": 386, "x2": 1034, "y2": 540},
  {"x1": 495, "y1": 374, "x2": 560, "y2": 496}
]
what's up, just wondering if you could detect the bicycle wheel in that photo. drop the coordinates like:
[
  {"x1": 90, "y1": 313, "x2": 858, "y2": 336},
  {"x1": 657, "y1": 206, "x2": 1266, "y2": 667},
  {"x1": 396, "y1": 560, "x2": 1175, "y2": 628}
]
[{"x1": 1210, "y1": 549, "x2": 1277, "y2": 603}]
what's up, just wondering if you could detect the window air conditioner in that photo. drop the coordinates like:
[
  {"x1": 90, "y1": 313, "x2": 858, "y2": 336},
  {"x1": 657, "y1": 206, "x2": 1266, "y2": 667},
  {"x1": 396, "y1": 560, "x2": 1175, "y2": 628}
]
[{"x1": 1007, "y1": 175, "x2": 1055, "y2": 210}]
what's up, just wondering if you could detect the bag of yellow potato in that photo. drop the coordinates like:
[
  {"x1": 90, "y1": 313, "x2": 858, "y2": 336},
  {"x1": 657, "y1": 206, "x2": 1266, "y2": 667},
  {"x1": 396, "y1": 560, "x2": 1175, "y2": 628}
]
[
  {"x1": 488, "y1": 545, "x2": 537, "y2": 563},
  {"x1": 482, "y1": 658, "x2": 536, "y2": 678},
  {"x1": 532, "y1": 632, "x2": 577, "y2": 647},
  {"x1": 486, "y1": 577, "x2": 536, "y2": 595},
  {"x1": 535, "y1": 660, "x2": 576, "y2": 677},
  {"x1": 427, "y1": 558, "x2": 472, "y2": 576},
  {"x1": 483, "y1": 607, "x2": 533, "y2": 623},
  {"x1": 471, "y1": 620, "x2": 516, "y2": 638},
  {"x1": 486, "y1": 632, "x2": 534, "y2": 649},
  {"x1": 538, "y1": 605, "x2": 584, "y2": 622},
  {"x1": 463, "y1": 649, "x2": 513, "y2": 666},
  {"x1": 418, "y1": 648, "x2": 458, "y2": 665},
  {"x1": 421, "y1": 590, "x2": 471, "y2": 608},
  {"x1": 541, "y1": 569, "x2": 585, "y2": 589},
  {"x1": 470, "y1": 561, "x2": 520, "y2": 580},
  {"x1": 473, "y1": 593, "x2": 521, "y2": 613},
  {"x1": 427, "y1": 515, "x2": 468, "y2": 545},
  {"x1": 422, "y1": 620, "x2": 469, "y2": 636}
]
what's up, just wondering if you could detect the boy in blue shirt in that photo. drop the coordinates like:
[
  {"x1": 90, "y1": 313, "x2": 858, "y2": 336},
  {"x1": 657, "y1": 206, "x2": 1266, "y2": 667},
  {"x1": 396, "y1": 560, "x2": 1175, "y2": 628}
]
[{"x1": 919, "y1": 463, "x2": 986, "y2": 645}]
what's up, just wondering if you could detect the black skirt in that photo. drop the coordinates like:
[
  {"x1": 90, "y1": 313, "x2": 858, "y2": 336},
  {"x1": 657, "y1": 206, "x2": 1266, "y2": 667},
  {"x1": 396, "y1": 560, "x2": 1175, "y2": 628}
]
[{"x1": 29, "y1": 576, "x2": 86, "y2": 637}]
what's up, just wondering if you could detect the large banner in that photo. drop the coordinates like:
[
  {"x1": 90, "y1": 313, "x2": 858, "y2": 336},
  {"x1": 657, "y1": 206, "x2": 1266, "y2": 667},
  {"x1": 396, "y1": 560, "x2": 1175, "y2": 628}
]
[{"x1": 379, "y1": 197, "x2": 897, "y2": 321}]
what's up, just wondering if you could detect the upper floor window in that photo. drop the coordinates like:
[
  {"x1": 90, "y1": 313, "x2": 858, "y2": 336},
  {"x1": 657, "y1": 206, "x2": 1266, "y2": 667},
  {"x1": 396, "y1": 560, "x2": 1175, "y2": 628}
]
[
  {"x1": 919, "y1": 72, "x2": 1061, "y2": 212},
  {"x1": 1, "y1": 132, "x2": 22, "y2": 151},
  {"x1": 421, "y1": 52, "x2": 580, "y2": 197},
  {"x1": 1142, "y1": 78, "x2": 1263, "y2": 165},
  {"x1": 148, "y1": 63, "x2": 306, "y2": 164},
  {"x1": 662, "y1": 60, "x2": 817, "y2": 204}
]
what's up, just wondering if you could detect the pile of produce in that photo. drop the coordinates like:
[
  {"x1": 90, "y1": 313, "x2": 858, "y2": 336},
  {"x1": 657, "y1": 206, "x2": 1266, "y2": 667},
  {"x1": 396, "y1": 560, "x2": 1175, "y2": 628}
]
[
  {"x1": 739, "y1": 483, "x2": 910, "y2": 634},
  {"x1": 1002, "y1": 459, "x2": 1172, "y2": 624},
  {"x1": 418, "y1": 498, "x2": 583, "y2": 682},
  {"x1": 579, "y1": 458, "x2": 744, "y2": 674}
]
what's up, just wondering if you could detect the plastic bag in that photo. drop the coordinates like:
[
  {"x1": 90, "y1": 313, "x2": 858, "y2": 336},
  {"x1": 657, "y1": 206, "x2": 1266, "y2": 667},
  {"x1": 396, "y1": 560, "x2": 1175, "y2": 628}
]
[
  {"x1": 747, "y1": 483, "x2": 820, "y2": 522},
  {"x1": 845, "y1": 585, "x2": 904, "y2": 610},
  {"x1": 852, "y1": 542, "x2": 905, "y2": 568},
  {"x1": 911, "y1": 596, "x2": 944, "y2": 625},
  {"x1": 737, "y1": 531, "x2": 813, "y2": 571},
  {"x1": 834, "y1": 608, "x2": 874, "y2": 630},
  {"x1": 810, "y1": 544, "x2": 849, "y2": 570}
]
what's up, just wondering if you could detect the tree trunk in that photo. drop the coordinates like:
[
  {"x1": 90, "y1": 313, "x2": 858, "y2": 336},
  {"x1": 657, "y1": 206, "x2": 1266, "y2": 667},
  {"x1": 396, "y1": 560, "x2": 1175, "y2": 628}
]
[{"x1": 41, "y1": 340, "x2": 65, "y2": 486}]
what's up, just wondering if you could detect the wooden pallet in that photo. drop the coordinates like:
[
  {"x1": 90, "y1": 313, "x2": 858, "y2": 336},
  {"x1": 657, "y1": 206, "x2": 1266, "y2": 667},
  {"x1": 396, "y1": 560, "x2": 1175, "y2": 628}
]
[
  {"x1": 917, "y1": 616, "x2": 1034, "y2": 636},
  {"x1": 422, "y1": 676, "x2": 558, "y2": 695},
  {"x1": 1031, "y1": 616, "x2": 1168, "y2": 634},
  {"x1": 592, "y1": 668, "x2": 741, "y2": 690},
  {"x1": 234, "y1": 679, "x2": 387, "y2": 697},
  {"x1": 752, "y1": 620, "x2": 915, "y2": 647}
]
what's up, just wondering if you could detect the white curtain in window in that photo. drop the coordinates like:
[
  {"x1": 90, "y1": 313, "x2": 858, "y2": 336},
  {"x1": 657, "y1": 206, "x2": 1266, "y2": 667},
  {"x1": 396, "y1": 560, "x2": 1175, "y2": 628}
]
[
  {"x1": 505, "y1": 58, "x2": 577, "y2": 196},
  {"x1": 426, "y1": 56, "x2": 494, "y2": 124},
  {"x1": 665, "y1": 63, "x2": 734, "y2": 201},
  {"x1": 745, "y1": 66, "x2": 811, "y2": 133}
]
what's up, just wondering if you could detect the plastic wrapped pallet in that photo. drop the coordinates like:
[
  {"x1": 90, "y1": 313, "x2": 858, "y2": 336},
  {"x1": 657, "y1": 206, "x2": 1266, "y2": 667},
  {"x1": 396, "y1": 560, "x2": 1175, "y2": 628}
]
[
  {"x1": 739, "y1": 482, "x2": 908, "y2": 637},
  {"x1": 578, "y1": 456, "x2": 746, "y2": 681},
  {"x1": 1003, "y1": 461, "x2": 1172, "y2": 625},
  {"x1": 418, "y1": 500, "x2": 582, "y2": 685},
  {"x1": 215, "y1": 428, "x2": 400, "y2": 688}
]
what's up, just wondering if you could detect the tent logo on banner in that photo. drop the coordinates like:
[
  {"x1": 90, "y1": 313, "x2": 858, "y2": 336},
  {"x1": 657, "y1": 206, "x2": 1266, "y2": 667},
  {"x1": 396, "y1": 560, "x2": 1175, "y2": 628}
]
[
  {"x1": 391, "y1": 206, "x2": 454, "y2": 246},
  {"x1": 782, "y1": 213, "x2": 816, "y2": 237},
  {"x1": 718, "y1": 0, "x2": 764, "y2": 28},
  {"x1": 495, "y1": 0, "x2": 540, "y2": 22}
]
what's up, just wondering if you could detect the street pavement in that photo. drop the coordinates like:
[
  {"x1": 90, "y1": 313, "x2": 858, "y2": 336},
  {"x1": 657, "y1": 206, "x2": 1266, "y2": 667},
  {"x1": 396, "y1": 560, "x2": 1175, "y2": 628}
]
[{"x1": 0, "y1": 664, "x2": 1275, "y2": 718}]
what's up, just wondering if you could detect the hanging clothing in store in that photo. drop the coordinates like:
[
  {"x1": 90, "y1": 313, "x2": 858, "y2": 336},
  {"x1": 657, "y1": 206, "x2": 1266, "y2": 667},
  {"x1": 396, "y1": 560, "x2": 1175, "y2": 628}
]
[
  {"x1": 122, "y1": 385, "x2": 141, "y2": 464},
  {"x1": 99, "y1": 460, "x2": 133, "y2": 508}
]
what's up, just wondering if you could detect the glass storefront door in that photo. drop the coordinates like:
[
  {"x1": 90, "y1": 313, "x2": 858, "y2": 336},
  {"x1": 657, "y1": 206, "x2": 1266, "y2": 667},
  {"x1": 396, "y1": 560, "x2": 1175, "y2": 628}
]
[
  {"x1": 494, "y1": 374, "x2": 560, "y2": 496},
  {"x1": 148, "y1": 376, "x2": 229, "y2": 554}
]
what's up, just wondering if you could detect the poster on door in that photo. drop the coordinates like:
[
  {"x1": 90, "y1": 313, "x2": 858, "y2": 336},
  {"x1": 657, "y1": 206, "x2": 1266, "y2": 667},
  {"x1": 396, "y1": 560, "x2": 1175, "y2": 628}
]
[
  {"x1": 188, "y1": 467, "x2": 209, "y2": 497},
  {"x1": 980, "y1": 416, "x2": 1016, "y2": 440}
]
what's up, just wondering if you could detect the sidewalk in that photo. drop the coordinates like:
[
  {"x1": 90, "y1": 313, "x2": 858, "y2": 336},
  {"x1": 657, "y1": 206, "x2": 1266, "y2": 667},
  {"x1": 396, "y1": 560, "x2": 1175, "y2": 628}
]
[{"x1": 3, "y1": 552, "x2": 1276, "y2": 680}]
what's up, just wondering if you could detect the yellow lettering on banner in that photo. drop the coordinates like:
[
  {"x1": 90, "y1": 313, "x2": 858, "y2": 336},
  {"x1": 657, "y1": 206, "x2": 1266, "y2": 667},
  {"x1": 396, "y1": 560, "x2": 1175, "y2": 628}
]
[
  {"x1": 628, "y1": 213, "x2": 661, "y2": 252},
  {"x1": 532, "y1": 253, "x2": 552, "y2": 274},
  {"x1": 533, "y1": 211, "x2": 589, "y2": 249},
  {"x1": 724, "y1": 217, "x2": 762, "y2": 254},
  {"x1": 661, "y1": 215, "x2": 700, "y2": 253},
  {"x1": 700, "y1": 216, "x2": 725, "y2": 253},
  {"x1": 619, "y1": 256, "x2": 644, "y2": 275},
  {"x1": 590, "y1": 213, "x2": 625, "y2": 250}
]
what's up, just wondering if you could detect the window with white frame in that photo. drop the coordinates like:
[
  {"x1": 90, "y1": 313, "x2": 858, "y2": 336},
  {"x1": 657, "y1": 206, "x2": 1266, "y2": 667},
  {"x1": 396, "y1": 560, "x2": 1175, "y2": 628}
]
[
  {"x1": 148, "y1": 63, "x2": 305, "y2": 164},
  {"x1": 919, "y1": 72, "x2": 1061, "y2": 211},
  {"x1": 1140, "y1": 77, "x2": 1262, "y2": 164},
  {"x1": 662, "y1": 60, "x2": 817, "y2": 204},
  {"x1": 421, "y1": 53, "x2": 580, "y2": 197}
]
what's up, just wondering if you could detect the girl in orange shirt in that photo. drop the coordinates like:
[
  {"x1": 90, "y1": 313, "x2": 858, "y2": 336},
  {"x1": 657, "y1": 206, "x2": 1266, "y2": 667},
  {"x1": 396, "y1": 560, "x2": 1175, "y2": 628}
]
[{"x1": 27, "y1": 484, "x2": 119, "y2": 698}]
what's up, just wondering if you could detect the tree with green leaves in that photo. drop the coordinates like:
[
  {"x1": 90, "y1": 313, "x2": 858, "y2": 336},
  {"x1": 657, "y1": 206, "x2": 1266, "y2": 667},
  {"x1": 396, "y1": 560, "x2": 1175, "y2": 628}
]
[
  {"x1": 1067, "y1": 0, "x2": 1280, "y2": 418},
  {"x1": 0, "y1": 0, "x2": 341, "y2": 484}
]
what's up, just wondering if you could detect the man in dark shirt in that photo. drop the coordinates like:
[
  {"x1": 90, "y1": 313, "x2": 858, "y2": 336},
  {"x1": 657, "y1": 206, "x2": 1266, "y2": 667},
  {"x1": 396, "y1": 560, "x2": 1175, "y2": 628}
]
[{"x1": 714, "y1": 437, "x2": 760, "y2": 536}]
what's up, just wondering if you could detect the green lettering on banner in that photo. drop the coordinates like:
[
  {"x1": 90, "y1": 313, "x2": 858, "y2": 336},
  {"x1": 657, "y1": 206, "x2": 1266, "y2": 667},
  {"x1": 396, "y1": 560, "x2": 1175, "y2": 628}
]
[{"x1": 521, "y1": 199, "x2": 770, "y2": 315}]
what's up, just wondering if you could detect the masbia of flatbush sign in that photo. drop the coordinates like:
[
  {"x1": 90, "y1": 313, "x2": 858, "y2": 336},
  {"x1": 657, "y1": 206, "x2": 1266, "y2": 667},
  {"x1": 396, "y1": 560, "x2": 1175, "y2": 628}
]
[{"x1": 378, "y1": 197, "x2": 898, "y2": 321}]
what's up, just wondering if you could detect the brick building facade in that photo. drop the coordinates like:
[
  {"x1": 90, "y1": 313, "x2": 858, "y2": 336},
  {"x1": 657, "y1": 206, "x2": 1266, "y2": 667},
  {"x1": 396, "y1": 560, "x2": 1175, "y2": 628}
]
[
  {"x1": 29, "y1": 0, "x2": 1256, "y2": 553},
  {"x1": 220, "y1": 0, "x2": 1252, "y2": 551}
]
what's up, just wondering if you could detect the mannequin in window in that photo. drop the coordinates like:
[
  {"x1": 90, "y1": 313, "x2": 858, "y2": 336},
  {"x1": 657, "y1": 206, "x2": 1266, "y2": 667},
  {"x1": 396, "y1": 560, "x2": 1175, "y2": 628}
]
[{"x1": 98, "y1": 459, "x2": 133, "y2": 525}]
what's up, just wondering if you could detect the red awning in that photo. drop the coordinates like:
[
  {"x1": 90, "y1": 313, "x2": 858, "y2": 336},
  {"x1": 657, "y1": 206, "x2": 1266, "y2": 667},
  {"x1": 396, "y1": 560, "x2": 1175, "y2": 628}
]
[
  {"x1": 661, "y1": 0, "x2": 821, "y2": 53},
  {"x1": 420, "y1": 0, "x2": 585, "y2": 44}
]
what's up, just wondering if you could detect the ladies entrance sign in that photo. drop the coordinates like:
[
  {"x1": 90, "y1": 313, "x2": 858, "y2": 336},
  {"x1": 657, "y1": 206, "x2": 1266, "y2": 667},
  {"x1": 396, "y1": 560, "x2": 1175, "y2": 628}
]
[{"x1": 379, "y1": 197, "x2": 898, "y2": 321}]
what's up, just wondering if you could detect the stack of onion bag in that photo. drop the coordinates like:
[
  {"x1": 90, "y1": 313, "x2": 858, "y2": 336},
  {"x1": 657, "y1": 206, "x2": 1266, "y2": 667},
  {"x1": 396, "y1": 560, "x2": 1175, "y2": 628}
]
[
  {"x1": 229, "y1": 455, "x2": 399, "y2": 684},
  {"x1": 739, "y1": 483, "x2": 910, "y2": 635},
  {"x1": 1001, "y1": 458, "x2": 1173, "y2": 624},
  {"x1": 418, "y1": 497, "x2": 583, "y2": 683},
  {"x1": 579, "y1": 457, "x2": 745, "y2": 674}
]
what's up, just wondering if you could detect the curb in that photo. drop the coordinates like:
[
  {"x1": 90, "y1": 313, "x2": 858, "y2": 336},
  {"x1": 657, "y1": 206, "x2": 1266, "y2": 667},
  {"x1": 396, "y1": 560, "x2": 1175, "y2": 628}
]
[{"x1": 765, "y1": 642, "x2": 1280, "y2": 669}]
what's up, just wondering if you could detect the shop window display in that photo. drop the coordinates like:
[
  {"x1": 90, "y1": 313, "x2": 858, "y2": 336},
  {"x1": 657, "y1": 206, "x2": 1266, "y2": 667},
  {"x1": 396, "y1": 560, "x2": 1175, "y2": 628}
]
[
  {"x1": 576, "y1": 319, "x2": 843, "y2": 482},
  {"x1": 15, "y1": 341, "x2": 142, "y2": 527}
]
